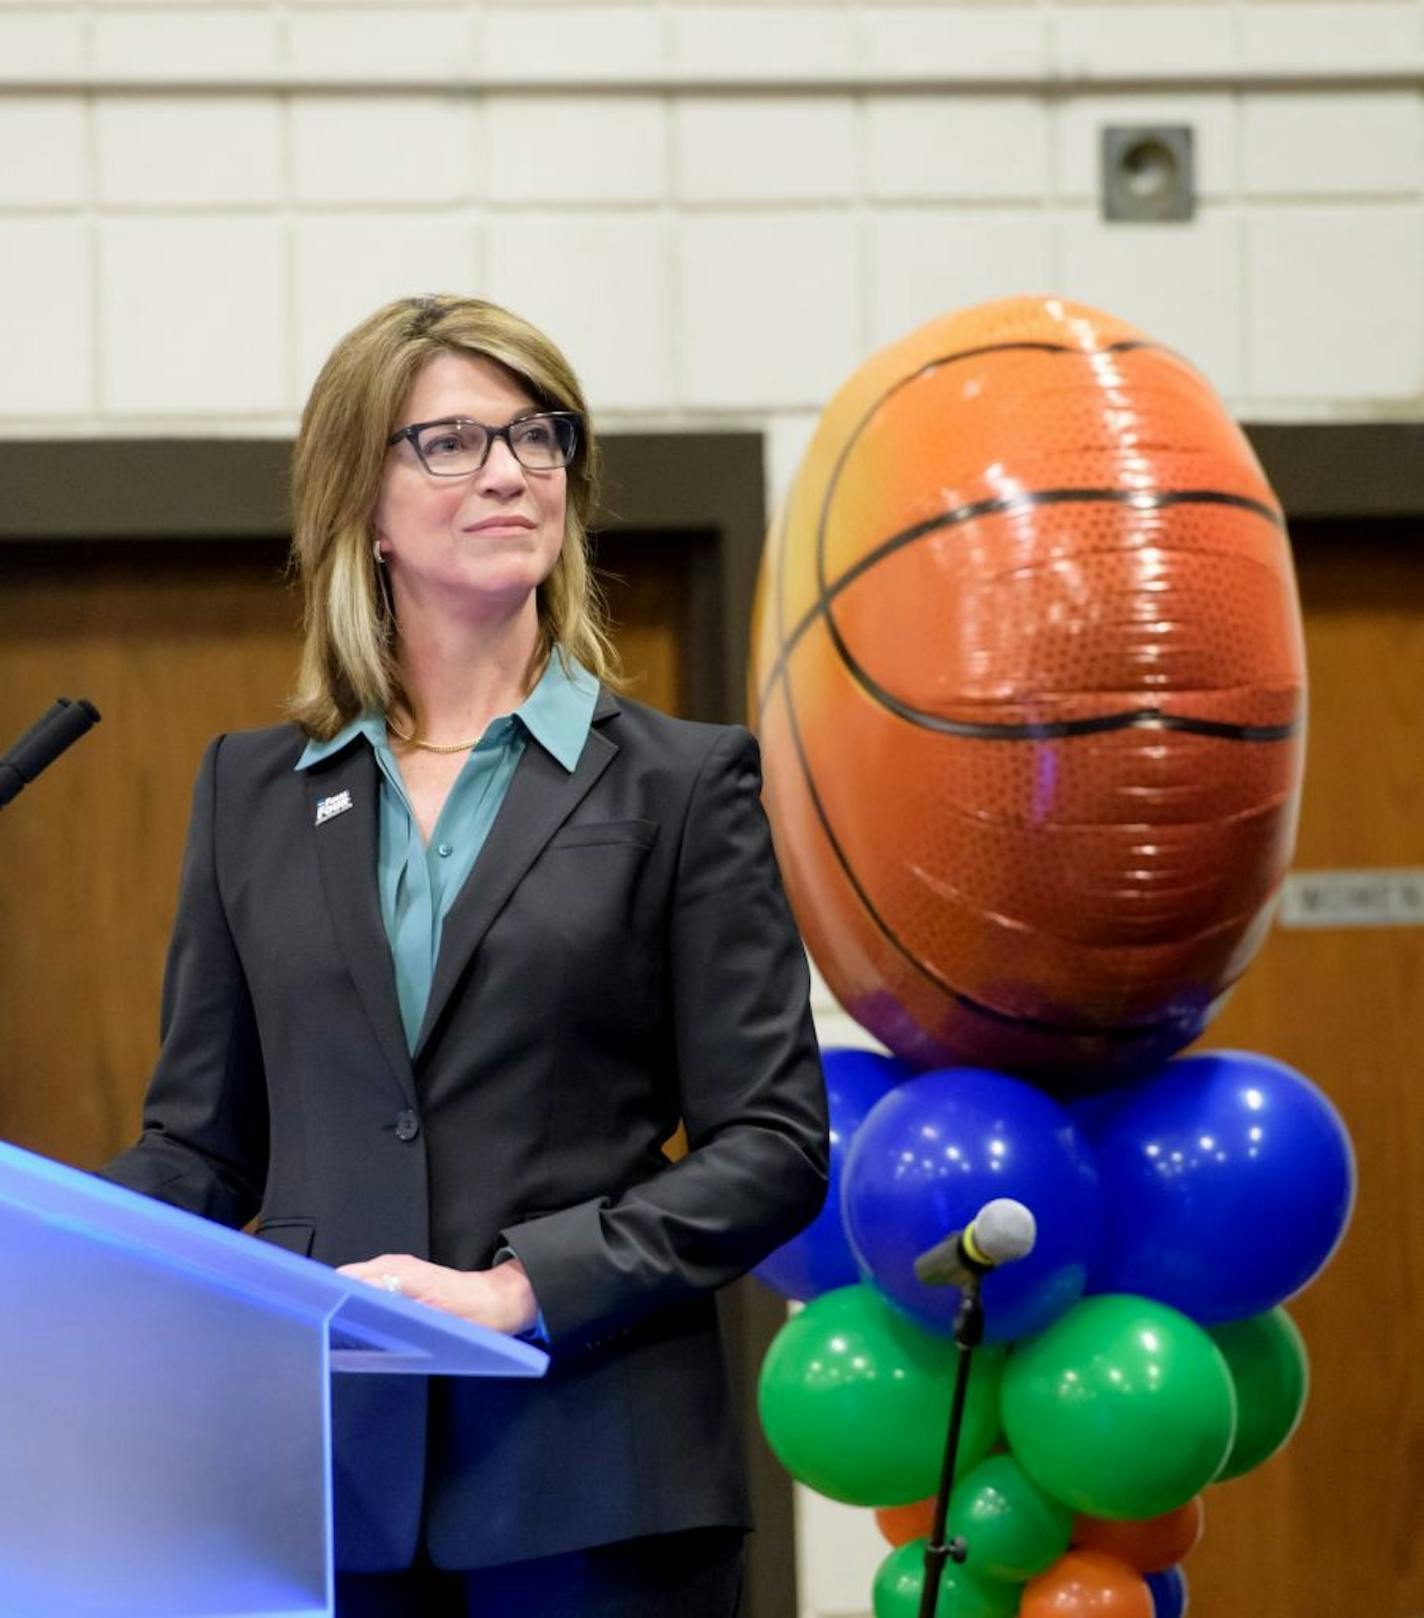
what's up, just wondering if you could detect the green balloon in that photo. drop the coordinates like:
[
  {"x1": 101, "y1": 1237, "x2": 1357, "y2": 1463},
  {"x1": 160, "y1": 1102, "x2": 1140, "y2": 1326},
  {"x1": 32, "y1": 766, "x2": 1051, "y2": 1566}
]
[
  {"x1": 1002, "y1": 1294, "x2": 1237, "y2": 1519},
  {"x1": 758, "y1": 1284, "x2": 1004, "y2": 1507},
  {"x1": 1208, "y1": 1307, "x2": 1309, "y2": 1481},
  {"x1": 945, "y1": 1452, "x2": 1073, "y2": 1583},
  {"x1": 874, "y1": 1539, "x2": 1022, "y2": 1618}
]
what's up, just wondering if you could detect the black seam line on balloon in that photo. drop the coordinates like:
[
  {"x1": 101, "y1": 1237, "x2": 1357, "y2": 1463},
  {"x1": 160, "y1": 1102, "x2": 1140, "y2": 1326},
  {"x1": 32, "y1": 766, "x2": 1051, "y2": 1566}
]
[
  {"x1": 758, "y1": 491, "x2": 957, "y2": 1021},
  {"x1": 762, "y1": 676, "x2": 1226, "y2": 1046},
  {"x1": 758, "y1": 335, "x2": 1233, "y2": 1039},
  {"x1": 766, "y1": 334, "x2": 1178, "y2": 690},
  {"x1": 868, "y1": 336, "x2": 1165, "y2": 369},
  {"x1": 821, "y1": 583, "x2": 1299, "y2": 743},
  {"x1": 857, "y1": 695, "x2": 1299, "y2": 742},
  {"x1": 758, "y1": 485, "x2": 1287, "y2": 714},
  {"x1": 755, "y1": 333, "x2": 1257, "y2": 1041},
  {"x1": 807, "y1": 332, "x2": 1191, "y2": 631},
  {"x1": 817, "y1": 502, "x2": 1298, "y2": 747}
]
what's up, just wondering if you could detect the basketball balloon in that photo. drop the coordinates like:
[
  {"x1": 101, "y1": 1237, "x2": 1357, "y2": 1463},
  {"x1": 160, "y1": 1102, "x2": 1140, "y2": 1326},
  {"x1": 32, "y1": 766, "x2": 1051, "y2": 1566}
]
[{"x1": 750, "y1": 297, "x2": 1305, "y2": 1086}]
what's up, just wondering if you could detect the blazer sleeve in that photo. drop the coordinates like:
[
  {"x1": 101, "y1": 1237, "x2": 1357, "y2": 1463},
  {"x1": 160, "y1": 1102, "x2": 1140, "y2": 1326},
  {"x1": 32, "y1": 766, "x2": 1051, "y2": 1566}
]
[
  {"x1": 97, "y1": 735, "x2": 268, "y2": 1227},
  {"x1": 498, "y1": 724, "x2": 829, "y2": 1349}
]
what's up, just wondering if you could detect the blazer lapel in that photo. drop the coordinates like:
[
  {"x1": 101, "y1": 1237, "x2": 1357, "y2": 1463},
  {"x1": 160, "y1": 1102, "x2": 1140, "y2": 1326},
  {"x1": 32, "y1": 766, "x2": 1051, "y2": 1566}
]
[
  {"x1": 413, "y1": 704, "x2": 621, "y2": 1063},
  {"x1": 309, "y1": 742, "x2": 419, "y2": 1108}
]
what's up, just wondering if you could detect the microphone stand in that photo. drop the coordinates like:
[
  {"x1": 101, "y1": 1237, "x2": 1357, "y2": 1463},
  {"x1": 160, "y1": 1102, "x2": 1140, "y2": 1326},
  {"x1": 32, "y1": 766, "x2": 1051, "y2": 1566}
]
[{"x1": 916, "y1": 1274, "x2": 985, "y2": 1618}]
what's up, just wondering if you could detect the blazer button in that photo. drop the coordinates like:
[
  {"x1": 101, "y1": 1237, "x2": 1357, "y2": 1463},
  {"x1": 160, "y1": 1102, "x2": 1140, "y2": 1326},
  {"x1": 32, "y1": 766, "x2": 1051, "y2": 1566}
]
[{"x1": 394, "y1": 1109, "x2": 420, "y2": 1142}]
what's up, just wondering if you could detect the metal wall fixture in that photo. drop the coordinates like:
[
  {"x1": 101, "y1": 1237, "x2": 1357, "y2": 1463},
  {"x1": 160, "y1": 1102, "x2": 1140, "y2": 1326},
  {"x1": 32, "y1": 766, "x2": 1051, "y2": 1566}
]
[{"x1": 1101, "y1": 125, "x2": 1196, "y2": 222}]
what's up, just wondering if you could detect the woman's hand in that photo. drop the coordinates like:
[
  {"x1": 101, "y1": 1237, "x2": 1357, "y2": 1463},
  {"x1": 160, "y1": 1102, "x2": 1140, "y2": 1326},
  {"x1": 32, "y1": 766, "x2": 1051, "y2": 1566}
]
[{"x1": 337, "y1": 1253, "x2": 539, "y2": 1336}]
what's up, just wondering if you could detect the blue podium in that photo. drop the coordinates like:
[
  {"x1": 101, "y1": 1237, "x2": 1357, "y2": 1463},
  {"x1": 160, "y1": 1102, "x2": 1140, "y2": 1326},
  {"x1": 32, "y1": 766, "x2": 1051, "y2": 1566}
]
[{"x1": 0, "y1": 1140, "x2": 547, "y2": 1618}]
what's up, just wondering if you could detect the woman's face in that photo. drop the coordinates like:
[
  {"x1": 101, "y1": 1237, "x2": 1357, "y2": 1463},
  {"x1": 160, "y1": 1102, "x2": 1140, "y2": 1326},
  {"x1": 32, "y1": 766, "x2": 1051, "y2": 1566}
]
[{"x1": 374, "y1": 350, "x2": 568, "y2": 624}]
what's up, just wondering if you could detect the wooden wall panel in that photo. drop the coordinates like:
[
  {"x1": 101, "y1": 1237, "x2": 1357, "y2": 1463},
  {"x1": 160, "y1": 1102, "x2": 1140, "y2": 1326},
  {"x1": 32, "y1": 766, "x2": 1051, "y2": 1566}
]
[
  {"x1": 592, "y1": 531, "x2": 689, "y2": 719},
  {"x1": 1182, "y1": 529, "x2": 1424, "y2": 1618},
  {"x1": 0, "y1": 540, "x2": 298, "y2": 1166}
]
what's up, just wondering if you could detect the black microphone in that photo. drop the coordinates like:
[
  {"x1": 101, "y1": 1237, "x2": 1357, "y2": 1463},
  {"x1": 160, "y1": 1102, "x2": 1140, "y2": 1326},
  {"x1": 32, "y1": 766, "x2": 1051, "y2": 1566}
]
[
  {"x1": 0, "y1": 698, "x2": 102, "y2": 809},
  {"x1": 914, "y1": 1198, "x2": 1037, "y2": 1288}
]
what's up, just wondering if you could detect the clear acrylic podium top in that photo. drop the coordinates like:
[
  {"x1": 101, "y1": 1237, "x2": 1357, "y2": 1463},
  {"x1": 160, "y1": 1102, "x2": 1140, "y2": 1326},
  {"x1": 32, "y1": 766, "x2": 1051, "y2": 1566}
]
[{"x1": 0, "y1": 1138, "x2": 547, "y2": 1618}]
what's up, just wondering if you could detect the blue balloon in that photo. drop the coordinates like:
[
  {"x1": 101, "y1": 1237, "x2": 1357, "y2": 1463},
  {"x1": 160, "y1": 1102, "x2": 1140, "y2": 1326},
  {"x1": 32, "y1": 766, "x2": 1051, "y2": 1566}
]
[
  {"x1": 754, "y1": 1048, "x2": 911, "y2": 1301},
  {"x1": 1147, "y1": 1564, "x2": 1189, "y2": 1617},
  {"x1": 841, "y1": 1067, "x2": 1104, "y2": 1342},
  {"x1": 1085, "y1": 1050, "x2": 1355, "y2": 1324}
]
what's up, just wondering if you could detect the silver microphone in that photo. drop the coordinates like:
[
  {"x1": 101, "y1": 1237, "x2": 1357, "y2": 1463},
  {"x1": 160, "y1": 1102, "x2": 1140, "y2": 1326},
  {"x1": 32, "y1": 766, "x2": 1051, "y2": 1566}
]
[{"x1": 913, "y1": 1198, "x2": 1037, "y2": 1288}]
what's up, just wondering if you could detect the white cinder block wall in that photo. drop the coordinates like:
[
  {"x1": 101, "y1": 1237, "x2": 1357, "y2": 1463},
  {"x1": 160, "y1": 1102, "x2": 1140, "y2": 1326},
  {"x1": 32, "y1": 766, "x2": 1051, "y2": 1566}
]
[
  {"x1": 3, "y1": 2, "x2": 1422, "y2": 1612},
  {"x1": 3, "y1": 1, "x2": 1423, "y2": 451}
]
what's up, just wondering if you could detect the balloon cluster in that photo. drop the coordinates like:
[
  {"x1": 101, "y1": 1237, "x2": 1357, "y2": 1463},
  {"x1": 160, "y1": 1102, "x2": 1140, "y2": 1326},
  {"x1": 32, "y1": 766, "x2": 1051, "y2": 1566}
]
[
  {"x1": 756, "y1": 1047, "x2": 1353, "y2": 1616},
  {"x1": 748, "y1": 294, "x2": 1350, "y2": 1615}
]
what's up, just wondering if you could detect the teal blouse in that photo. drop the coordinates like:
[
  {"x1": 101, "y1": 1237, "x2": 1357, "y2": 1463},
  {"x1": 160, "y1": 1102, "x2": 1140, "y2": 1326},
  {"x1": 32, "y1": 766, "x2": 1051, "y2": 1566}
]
[{"x1": 296, "y1": 656, "x2": 599, "y2": 1051}]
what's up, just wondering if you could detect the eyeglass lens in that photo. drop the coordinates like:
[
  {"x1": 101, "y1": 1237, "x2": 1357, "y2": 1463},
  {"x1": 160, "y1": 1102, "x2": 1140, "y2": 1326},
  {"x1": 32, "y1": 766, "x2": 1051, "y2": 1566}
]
[{"x1": 416, "y1": 415, "x2": 576, "y2": 474}]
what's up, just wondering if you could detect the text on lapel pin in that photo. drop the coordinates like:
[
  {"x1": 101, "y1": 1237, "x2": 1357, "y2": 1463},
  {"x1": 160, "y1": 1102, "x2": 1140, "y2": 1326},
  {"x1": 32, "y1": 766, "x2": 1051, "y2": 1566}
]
[{"x1": 315, "y1": 790, "x2": 353, "y2": 826}]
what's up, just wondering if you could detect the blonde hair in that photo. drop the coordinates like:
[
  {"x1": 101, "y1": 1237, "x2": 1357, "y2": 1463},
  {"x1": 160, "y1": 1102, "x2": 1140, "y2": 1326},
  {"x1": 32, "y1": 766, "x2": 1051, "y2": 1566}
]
[{"x1": 287, "y1": 294, "x2": 621, "y2": 738}]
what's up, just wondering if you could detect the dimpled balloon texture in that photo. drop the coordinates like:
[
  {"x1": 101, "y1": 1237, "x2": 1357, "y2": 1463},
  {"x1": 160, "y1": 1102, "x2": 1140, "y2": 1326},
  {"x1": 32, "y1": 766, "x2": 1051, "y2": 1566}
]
[
  {"x1": 754, "y1": 1047, "x2": 910, "y2": 1301},
  {"x1": 1001, "y1": 1295, "x2": 1237, "y2": 1519},
  {"x1": 842, "y1": 1066, "x2": 1103, "y2": 1342},
  {"x1": 874, "y1": 1539, "x2": 1021, "y2": 1618},
  {"x1": 1207, "y1": 1307, "x2": 1309, "y2": 1480},
  {"x1": 756, "y1": 1283, "x2": 1004, "y2": 1507},
  {"x1": 1085, "y1": 1051, "x2": 1355, "y2": 1324},
  {"x1": 749, "y1": 296, "x2": 1305, "y2": 1087}
]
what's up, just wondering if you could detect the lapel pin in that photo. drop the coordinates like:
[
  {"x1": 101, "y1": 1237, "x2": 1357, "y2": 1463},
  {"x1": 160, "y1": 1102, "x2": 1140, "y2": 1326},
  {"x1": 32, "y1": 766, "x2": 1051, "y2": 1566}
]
[{"x1": 315, "y1": 790, "x2": 353, "y2": 826}]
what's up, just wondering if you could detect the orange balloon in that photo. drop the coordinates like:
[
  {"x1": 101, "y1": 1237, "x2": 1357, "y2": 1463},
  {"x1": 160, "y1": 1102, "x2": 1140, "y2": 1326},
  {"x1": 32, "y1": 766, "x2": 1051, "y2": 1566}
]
[
  {"x1": 1021, "y1": 1550, "x2": 1153, "y2": 1616},
  {"x1": 1074, "y1": 1495, "x2": 1205, "y2": 1572},
  {"x1": 750, "y1": 296, "x2": 1305, "y2": 1086},
  {"x1": 875, "y1": 1497, "x2": 936, "y2": 1547}
]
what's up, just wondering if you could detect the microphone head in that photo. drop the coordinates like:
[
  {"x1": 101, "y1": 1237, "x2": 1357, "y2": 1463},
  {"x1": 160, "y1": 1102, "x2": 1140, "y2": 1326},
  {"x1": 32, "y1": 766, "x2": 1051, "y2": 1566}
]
[{"x1": 972, "y1": 1198, "x2": 1037, "y2": 1265}]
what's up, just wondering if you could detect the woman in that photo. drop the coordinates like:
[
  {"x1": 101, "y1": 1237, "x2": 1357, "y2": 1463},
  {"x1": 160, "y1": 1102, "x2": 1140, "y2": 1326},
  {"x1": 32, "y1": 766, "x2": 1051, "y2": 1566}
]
[{"x1": 101, "y1": 294, "x2": 828, "y2": 1616}]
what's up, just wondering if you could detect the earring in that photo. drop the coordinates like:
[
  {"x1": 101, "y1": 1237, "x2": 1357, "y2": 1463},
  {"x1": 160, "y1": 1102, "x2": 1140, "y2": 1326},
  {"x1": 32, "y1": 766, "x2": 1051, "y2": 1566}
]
[{"x1": 373, "y1": 540, "x2": 386, "y2": 565}]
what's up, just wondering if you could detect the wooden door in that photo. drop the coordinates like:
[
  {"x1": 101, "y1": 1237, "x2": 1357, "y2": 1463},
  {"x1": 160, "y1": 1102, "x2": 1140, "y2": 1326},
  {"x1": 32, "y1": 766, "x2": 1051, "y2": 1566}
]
[
  {"x1": 0, "y1": 539, "x2": 299, "y2": 1166},
  {"x1": 1184, "y1": 522, "x2": 1424, "y2": 1617},
  {"x1": 0, "y1": 533, "x2": 688, "y2": 1171}
]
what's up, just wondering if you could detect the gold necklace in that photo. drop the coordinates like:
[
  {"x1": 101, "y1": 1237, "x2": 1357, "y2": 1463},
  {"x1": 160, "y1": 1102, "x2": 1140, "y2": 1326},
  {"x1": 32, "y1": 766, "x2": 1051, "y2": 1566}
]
[{"x1": 386, "y1": 716, "x2": 480, "y2": 754}]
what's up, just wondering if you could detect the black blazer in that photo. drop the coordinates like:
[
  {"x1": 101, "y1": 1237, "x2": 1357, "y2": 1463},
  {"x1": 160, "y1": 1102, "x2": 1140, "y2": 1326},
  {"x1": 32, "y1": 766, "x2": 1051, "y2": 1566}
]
[{"x1": 100, "y1": 688, "x2": 828, "y2": 1572}]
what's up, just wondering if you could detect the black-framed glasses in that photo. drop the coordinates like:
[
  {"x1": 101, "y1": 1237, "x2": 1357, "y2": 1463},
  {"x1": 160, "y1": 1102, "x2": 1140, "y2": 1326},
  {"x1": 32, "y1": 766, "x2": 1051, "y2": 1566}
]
[{"x1": 387, "y1": 412, "x2": 581, "y2": 476}]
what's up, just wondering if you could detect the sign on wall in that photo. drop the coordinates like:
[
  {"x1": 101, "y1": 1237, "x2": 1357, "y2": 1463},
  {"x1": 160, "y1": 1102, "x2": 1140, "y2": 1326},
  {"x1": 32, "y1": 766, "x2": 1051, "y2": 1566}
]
[{"x1": 1279, "y1": 870, "x2": 1424, "y2": 930}]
